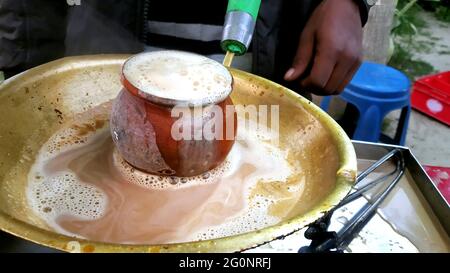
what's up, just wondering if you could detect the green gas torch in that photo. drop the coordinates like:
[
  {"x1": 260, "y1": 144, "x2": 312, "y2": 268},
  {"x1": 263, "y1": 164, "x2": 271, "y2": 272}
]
[{"x1": 221, "y1": 0, "x2": 262, "y2": 56}]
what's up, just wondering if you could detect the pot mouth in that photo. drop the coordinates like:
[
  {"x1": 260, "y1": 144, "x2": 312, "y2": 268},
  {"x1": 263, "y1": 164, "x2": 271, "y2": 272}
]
[{"x1": 121, "y1": 50, "x2": 233, "y2": 107}]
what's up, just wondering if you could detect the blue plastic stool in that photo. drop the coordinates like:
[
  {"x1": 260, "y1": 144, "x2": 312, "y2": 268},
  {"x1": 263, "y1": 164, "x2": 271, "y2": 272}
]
[{"x1": 320, "y1": 62, "x2": 411, "y2": 145}]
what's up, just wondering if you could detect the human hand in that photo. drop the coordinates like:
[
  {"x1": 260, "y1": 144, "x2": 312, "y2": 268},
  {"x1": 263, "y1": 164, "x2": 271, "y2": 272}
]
[{"x1": 284, "y1": 0, "x2": 363, "y2": 95}]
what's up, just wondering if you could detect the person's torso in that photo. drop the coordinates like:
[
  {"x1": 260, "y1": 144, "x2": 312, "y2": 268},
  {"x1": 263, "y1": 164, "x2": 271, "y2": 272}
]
[{"x1": 145, "y1": 1, "x2": 228, "y2": 55}]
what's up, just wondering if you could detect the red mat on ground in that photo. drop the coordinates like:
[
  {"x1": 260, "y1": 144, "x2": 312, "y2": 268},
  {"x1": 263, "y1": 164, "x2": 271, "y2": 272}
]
[
  {"x1": 412, "y1": 71, "x2": 450, "y2": 126},
  {"x1": 424, "y1": 166, "x2": 450, "y2": 204}
]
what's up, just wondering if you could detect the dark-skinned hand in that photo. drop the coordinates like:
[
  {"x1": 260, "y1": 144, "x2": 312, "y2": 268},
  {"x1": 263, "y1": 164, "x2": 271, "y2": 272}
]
[{"x1": 284, "y1": 0, "x2": 363, "y2": 95}]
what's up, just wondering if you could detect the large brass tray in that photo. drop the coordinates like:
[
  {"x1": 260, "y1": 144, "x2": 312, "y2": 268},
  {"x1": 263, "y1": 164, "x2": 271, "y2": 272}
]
[{"x1": 0, "y1": 55, "x2": 357, "y2": 252}]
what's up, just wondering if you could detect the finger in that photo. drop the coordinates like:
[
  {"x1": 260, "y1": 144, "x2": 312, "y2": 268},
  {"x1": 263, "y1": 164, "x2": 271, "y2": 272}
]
[
  {"x1": 300, "y1": 48, "x2": 337, "y2": 94},
  {"x1": 284, "y1": 28, "x2": 315, "y2": 81},
  {"x1": 335, "y1": 58, "x2": 362, "y2": 94},
  {"x1": 323, "y1": 52, "x2": 358, "y2": 94}
]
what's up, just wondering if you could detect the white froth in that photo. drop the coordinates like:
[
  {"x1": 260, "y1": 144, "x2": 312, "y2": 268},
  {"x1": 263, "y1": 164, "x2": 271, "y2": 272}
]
[
  {"x1": 113, "y1": 150, "x2": 231, "y2": 190},
  {"x1": 123, "y1": 51, "x2": 232, "y2": 104},
  {"x1": 26, "y1": 123, "x2": 108, "y2": 236},
  {"x1": 28, "y1": 171, "x2": 106, "y2": 220},
  {"x1": 193, "y1": 195, "x2": 279, "y2": 242},
  {"x1": 189, "y1": 120, "x2": 292, "y2": 241},
  {"x1": 40, "y1": 127, "x2": 89, "y2": 158}
]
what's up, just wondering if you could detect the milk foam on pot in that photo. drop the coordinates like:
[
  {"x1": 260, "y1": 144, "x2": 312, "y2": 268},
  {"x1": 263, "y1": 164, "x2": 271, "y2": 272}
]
[{"x1": 122, "y1": 50, "x2": 233, "y2": 105}]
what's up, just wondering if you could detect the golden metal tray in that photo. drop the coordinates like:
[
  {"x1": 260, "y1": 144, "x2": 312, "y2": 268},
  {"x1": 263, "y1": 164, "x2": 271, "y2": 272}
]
[{"x1": 0, "y1": 55, "x2": 357, "y2": 252}]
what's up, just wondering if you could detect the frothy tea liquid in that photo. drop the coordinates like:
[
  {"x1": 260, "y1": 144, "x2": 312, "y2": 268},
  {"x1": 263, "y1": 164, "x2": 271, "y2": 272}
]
[
  {"x1": 26, "y1": 102, "x2": 300, "y2": 244},
  {"x1": 223, "y1": 51, "x2": 235, "y2": 67}
]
